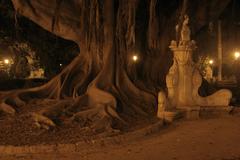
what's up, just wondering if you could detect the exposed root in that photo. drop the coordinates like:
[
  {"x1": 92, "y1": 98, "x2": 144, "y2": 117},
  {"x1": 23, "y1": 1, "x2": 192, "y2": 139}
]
[
  {"x1": 28, "y1": 86, "x2": 126, "y2": 132},
  {"x1": 71, "y1": 104, "x2": 121, "y2": 132},
  {"x1": 0, "y1": 102, "x2": 16, "y2": 114},
  {"x1": 0, "y1": 45, "x2": 155, "y2": 134},
  {"x1": 32, "y1": 113, "x2": 56, "y2": 130}
]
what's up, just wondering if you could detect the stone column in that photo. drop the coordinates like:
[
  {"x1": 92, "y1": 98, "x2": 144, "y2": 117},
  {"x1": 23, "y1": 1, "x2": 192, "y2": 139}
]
[{"x1": 168, "y1": 40, "x2": 197, "y2": 108}]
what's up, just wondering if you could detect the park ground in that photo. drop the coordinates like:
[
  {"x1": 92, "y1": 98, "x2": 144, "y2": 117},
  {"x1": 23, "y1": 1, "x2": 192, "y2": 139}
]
[{"x1": 1, "y1": 114, "x2": 240, "y2": 160}]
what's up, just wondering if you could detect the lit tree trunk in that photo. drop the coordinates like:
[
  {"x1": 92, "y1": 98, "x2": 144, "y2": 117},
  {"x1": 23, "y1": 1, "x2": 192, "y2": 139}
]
[{"x1": 0, "y1": 0, "x2": 156, "y2": 131}]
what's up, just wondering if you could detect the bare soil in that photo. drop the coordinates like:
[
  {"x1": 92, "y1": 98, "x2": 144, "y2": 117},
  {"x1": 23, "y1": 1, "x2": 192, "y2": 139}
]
[
  {"x1": 0, "y1": 99, "x2": 102, "y2": 146},
  {"x1": 0, "y1": 98, "x2": 158, "y2": 146},
  {"x1": 1, "y1": 115, "x2": 240, "y2": 160}
]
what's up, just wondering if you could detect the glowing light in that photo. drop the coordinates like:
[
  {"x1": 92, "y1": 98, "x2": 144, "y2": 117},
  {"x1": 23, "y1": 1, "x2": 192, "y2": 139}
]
[
  {"x1": 132, "y1": 55, "x2": 138, "y2": 62},
  {"x1": 4, "y1": 59, "x2": 9, "y2": 64},
  {"x1": 234, "y1": 51, "x2": 240, "y2": 60},
  {"x1": 60, "y1": 63, "x2": 62, "y2": 66},
  {"x1": 209, "y1": 59, "x2": 214, "y2": 65}
]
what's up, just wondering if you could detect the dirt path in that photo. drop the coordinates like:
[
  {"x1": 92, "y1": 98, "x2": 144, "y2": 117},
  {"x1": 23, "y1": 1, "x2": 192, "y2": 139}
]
[{"x1": 1, "y1": 115, "x2": 240, "y2": 160}]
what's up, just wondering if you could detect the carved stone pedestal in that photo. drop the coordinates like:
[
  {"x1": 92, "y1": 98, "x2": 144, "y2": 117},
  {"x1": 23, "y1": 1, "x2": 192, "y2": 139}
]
[
  {"x1": 157, "y1": 15, "x2": 232, "y2": 121},
  {"x1": 199, "y1": 106, "x2": 233, "y2": 118},
  {"x1": 167, "y1": 40, "x2": 232, "y2": 109},
  {"x1": 178, "y1": 106, "x2": 200, "y2": 120},
  {"x1": 158, "y1": 110, "x2": 184, "y2": 122}
]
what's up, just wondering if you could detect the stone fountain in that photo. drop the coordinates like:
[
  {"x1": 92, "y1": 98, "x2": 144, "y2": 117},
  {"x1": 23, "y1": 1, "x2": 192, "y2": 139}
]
[{"x1": 158, "y1": 15, "x2": 232, "y2": 121}]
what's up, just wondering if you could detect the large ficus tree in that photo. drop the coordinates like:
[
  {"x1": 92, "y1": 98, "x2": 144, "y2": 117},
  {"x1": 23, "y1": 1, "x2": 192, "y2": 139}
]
[{"x1": 0, "y1": 0, "x2": 230, "y2": 131}]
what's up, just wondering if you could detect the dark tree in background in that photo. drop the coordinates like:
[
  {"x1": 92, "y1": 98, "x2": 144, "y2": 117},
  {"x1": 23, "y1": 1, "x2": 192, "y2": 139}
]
[
  {"x1": 0, "y1": 0, "x2": 80, "y2": 78},
  {"x1": 0, "y1": 0, "x2": 231, "y2": 131}
]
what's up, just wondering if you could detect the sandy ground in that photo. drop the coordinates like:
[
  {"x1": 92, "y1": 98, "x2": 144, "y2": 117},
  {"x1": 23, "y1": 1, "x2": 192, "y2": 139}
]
[{"x1": 1, "y1": 115, "x2": 240, "y2": 160}]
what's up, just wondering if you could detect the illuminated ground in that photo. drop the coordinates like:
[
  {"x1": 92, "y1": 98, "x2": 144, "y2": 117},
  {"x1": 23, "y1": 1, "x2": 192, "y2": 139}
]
[{"x1": 1, "y1": 114, "x2": 240, "y2": 160}]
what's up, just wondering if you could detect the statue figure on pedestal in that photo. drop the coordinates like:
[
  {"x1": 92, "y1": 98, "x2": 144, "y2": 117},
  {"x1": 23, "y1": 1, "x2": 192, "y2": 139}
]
[
  {"x1": 157, "y1": 15, "x2": 232, "y2": 120},
  {"x1": 180, "y1": 15, "x2": 191, "y2": 45}
]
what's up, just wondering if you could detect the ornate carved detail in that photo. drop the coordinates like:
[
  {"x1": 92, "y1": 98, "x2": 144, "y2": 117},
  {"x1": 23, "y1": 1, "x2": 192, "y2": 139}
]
[{"x1": 158, "y1": 16, "x2": 232, "y2": 116}]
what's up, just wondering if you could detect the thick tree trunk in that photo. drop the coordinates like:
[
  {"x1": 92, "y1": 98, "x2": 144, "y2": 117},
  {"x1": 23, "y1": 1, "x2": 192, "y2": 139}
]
[{"x1": 0, "y1": 0, "x2": 156, "y2": 131}]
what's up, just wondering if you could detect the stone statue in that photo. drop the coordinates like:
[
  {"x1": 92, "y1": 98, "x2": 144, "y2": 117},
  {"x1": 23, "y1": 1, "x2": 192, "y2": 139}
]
[
  {"x1": 157, "y1": 15, "x2": 232, "y2": 120},
  {"x1": 205, "y1": 66, "x2": 213, "y2": 82},
  {"x1": 175, "y1": 24, "x2": 179, "y2": 41},
  {"x1": 180, "y1": 15, "x2": 191, "y2": 44},
  {"x1": 167, "y1": 15, "x2": 231, "y2": 108}
]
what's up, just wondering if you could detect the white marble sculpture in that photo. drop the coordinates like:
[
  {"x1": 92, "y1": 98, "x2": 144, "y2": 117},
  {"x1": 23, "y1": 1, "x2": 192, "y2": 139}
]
[
  {"x1": 205, "y1": 66, "x2": 213, "y2": 82},
  {"x1": 158, "y1": 15, "x2": 232, "y2": 118},
  {"x1": 180, "y1": 15, "x2": 191, "y2": 44}
]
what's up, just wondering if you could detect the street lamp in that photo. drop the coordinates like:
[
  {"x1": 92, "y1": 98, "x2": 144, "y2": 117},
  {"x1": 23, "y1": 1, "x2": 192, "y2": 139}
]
[
  {"x1": 234, "y1": 51, "x2": 240, "y2": 60},
  {"x1": 132, "y1": 55, "x2": 138, "y2": 62},
  {"x1": 4, "y1": 59, "x2": 9, "y2": 64},
  {"x1": 209, "y1": 59, "x2": 214, "y2": 65}
]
